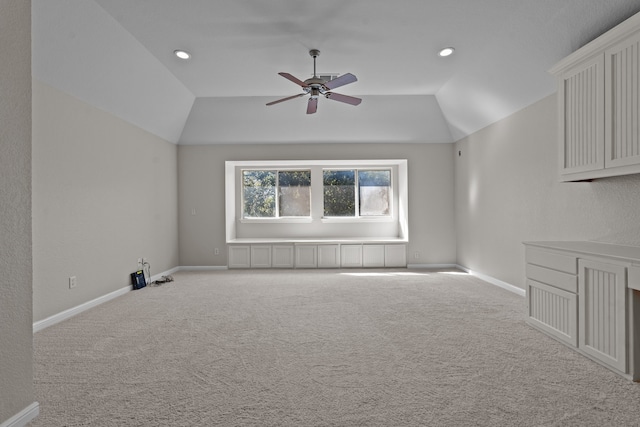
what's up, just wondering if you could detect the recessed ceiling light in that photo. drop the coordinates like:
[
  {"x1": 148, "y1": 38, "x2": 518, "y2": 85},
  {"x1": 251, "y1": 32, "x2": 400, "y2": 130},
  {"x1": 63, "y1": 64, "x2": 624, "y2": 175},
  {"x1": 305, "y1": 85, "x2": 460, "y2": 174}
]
[
  {"x1": 174, "y1": 50, "x2": 191, "y2": 60},
  {"x1": 438, "y1": 47, "x2": 455, "y2": 57}
]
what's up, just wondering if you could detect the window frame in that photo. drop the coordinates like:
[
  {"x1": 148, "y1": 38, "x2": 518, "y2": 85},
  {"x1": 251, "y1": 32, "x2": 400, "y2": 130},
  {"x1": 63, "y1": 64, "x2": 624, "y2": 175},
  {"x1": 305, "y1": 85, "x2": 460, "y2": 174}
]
[
  {"x1": 241, "y1": 168, "x2": 312, "y2": 220},
  {"x1": 321, "y1": 168, "x2": 393, "y2": 220},
  {"x1": 225, "y1": 159, "x2": 408, "y2": 242}
]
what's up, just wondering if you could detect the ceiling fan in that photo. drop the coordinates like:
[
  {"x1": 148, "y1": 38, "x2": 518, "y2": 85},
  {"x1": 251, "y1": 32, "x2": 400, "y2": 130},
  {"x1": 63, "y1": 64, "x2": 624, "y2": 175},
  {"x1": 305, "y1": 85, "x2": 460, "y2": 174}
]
[{"x1": 266, "y1": 49, "x2": 362, "y2": 114}]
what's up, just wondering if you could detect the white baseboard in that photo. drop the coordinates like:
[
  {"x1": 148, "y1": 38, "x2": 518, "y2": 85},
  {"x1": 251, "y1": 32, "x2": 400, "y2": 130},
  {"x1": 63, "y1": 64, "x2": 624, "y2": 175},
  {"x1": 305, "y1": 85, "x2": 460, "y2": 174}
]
[
  {"x1": 407, "y1": 263, "x2": 458, "y2": 269},
  {"x1": 178, "y1": 266, "x2": 228, "y2": 271},
  {"x1": 456, "y1": 264, "x2": 526, "y2": 297},
  {"x1": 33, "y1": 285, "x2": 131, "y2": 333},
  {"x1": 0, "y1": 402, "x2": 39, "y2": 427},
  {"x1": 33, "y1": 267, "x2": 182, "y2": 333}
]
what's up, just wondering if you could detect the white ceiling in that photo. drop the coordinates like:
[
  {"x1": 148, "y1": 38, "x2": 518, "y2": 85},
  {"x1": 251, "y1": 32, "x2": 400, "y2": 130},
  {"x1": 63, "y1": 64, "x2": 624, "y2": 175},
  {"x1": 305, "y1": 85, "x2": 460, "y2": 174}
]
[{"x1": 32, "y1": 0, "x2": 640, "y2": 145}]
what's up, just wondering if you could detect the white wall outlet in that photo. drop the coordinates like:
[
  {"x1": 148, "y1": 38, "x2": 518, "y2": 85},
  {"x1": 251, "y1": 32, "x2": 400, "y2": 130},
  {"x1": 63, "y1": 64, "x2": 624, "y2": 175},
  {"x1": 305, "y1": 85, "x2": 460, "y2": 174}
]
[
  {"x1": 214, "y1": 248, "x2": 219, "y2": 255},
  {"x1": 69, "y1": 276, "x2": 77, "y2": 289},
  {"x1": 414, "y1": 252, "x2": 420, "y2": 259},
  {"x1": 137, "y1": 258, "x2": 142, "y2": 267}
]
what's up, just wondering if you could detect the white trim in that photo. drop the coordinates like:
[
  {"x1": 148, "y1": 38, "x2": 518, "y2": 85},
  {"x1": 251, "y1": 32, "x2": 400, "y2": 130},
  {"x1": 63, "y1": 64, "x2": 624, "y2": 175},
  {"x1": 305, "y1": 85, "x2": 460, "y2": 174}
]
[
  {"x1": 456, "y1": 264, "x2": 526, "y2": 297},
  {"x1": 407, "y1": 263, "x2": 458, "y2": 269},
  {"x1": 178, "y1": 266, "x2": 228, "y2": 271},
  {"x1": 33, "y1": 285, "x2": 131, "y2": 333},
  {"x1": 33, "y1": 267, "x2": 183, "y2": 333},
  {"x1": 0, "y1": 402, "x2": 39, "y2": 427},
  {"x1": 225, "y1": 159, "x2": 409, "y2": 242}
]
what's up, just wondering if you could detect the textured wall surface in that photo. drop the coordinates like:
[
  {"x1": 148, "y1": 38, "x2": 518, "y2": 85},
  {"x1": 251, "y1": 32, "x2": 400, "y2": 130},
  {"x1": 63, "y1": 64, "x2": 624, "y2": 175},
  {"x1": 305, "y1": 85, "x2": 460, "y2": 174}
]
[
  {"x1": 455, "y1": 94, "x2": 640, "y2": 288},
  {"x1": 0, "y1": 0, "x2": 35, "y2": 423},
  {"x1": 32, "y1": 81, "x2": 179, "y2": 322},
  {"x1": 178, "y1": 143, "x2": 456, "y2": 267}
]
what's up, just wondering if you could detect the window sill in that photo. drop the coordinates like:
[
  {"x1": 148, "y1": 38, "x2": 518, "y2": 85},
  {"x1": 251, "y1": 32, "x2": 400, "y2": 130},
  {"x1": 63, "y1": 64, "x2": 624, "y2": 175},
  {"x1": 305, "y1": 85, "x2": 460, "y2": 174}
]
[
  {"x1": 321, "y1": 216, "x2": 394, "y2": 224},
  {"x1": 239, "y1": 217, "x2": 313, "y2": 224}
]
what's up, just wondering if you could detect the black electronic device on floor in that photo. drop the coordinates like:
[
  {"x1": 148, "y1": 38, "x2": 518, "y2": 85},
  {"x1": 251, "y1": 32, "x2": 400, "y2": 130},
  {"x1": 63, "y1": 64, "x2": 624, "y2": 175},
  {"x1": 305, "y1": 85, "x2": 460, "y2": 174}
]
[{"x1": 130, "y1": 270, "x2": 146, "y2": 290}]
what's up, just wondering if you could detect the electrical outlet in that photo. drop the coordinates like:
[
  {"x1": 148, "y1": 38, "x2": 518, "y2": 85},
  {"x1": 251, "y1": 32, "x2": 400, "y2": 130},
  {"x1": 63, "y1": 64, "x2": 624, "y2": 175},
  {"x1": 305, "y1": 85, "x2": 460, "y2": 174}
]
[
  {"x1": 414, "y1": 252, "x2": 420, "y2": 259},
  {"x1": 214, "y1": 248, "x2": 219, "y2": 255},
  {"x1": 69, "y1": 276, "x2": 77, "y2": 289},
  {"x1": 137, "y1": 258, "x2": 142, "y2": 267}
]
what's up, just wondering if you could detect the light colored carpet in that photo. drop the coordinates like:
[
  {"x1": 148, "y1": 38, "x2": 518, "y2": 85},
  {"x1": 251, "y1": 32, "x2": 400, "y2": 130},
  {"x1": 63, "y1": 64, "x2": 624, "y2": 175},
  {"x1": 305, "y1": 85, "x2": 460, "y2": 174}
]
[{"x1": 31, "y1": 269, "x2": 640, "y2": 426}]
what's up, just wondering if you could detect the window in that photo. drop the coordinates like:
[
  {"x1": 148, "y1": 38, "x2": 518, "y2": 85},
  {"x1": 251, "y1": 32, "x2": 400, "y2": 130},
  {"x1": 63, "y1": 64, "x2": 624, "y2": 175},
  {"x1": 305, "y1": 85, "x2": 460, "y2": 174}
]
[
  {"x1": 323, "y1": 169, "x2": 391, "y2": 217},
  {"x1": 242, "y1": 170, "x2": 311, "y2": 218},
  {"x1": 358, "y1": 170, "x2": 391, "y2": 216},
  {"x1": 323, "y1": 170, "x2": 355, "y2": 216},
  {"x1": 278, "y1": 170, "x2": 311, "y2": 216},
  {"x1": 227, "y1": 159, "x2": 407, "y2": 243}
]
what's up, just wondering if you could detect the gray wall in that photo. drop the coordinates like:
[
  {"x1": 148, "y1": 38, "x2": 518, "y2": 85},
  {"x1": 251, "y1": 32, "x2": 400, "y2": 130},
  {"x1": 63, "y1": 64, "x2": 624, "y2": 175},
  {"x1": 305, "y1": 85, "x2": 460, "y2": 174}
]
[
  {"x1": 32, "y1": 81, "x2": 179, "y2": 322},
  {"x1": 455, "y1": 94, "x2": 640, "y2": 289},
  {"x1": 0, "y1": 0, "x2": 35, "y2": 423},
  {"x1": 178, "y1": 143, "x2": 456, "y2": 267}
]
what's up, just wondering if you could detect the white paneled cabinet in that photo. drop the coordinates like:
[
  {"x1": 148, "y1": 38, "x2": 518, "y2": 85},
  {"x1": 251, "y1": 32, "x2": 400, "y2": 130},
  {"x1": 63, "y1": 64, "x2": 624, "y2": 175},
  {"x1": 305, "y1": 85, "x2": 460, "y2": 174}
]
[
  {"x1": 250, "y1": 245, "x2": 272, "y2": 268},
  {"x1": 363, "y1": 245, "x2": 385, "y2": 267},
  {"x1": 605, "y1": 31, "x2": 640, "y2": 170},
  {"x1": 385, "y1": 245, "x2": 407, "y2": 267},
  {"x1": 341, "y1": 245, "x2": 363, "y2": 268},
  {"x1": 228, "y1": 245, "x2": 251, "y2": 268},
  {"x1": 295, "y1": 245, "x2": 317, "y2": 269},
  {"x1": 578, "y1": 259, "x2": 627, "y2": 372},
  {"x1": 551, "y1": 12, "x2": 640, "y2": 181},
  {"x1": 272, "y1": 245, "x2": 294, "y2": 268},
  {"x1": 317, "y1": 245, "x2": 340, "y2": 268},
  {"x1": 524, "y1": 241, "x2": 640, "y2": 381},
  {"x1": 228, "y1": 242, "x2": 407, "y2": 269}
]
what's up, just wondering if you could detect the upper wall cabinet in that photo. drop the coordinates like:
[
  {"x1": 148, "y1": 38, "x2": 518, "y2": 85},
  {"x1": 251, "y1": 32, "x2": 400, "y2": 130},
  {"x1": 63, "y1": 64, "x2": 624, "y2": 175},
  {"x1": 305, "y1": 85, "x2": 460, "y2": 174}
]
[{"x1": 551, "y1": 12, "x2": 640, "y2": 182}]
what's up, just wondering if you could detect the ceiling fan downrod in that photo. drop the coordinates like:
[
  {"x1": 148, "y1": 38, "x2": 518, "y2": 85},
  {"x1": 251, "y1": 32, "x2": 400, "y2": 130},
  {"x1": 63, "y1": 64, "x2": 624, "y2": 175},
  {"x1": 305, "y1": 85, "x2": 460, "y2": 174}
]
[{"x1": 309, "y1": 49, "x2": 320, "y2": 78}]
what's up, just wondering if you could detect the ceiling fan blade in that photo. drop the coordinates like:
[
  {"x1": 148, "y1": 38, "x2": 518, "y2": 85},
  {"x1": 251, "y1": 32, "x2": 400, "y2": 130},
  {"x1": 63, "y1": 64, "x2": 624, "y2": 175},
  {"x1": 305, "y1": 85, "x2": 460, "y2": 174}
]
[
  {"x1": 325, "y1": 92, "x2": 362, "y2": 106},
  {"x1": 323, "y1": 73, "x2": 357, "y2": 90},
  {"x1": 279, "y1": 72, "x2": 308, "y2": 87},
  {"x1": 307, "y1": 97, "x2": 318, "y2": 114},
  {"x1": 266, "y1": 93, "x2": 305, "y2": 106}
]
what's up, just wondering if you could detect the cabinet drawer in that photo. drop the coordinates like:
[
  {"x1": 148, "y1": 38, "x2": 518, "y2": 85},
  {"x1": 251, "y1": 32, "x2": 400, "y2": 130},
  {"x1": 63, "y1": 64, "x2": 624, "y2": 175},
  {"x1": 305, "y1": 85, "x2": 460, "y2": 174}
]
[
  {"x1": 526, "y1": 263, "x2": 577, "y2": 293},
  {"x1": 526, "y1": 248, "x2": 577, "y2": 274},
  {"x1": 527, "y1": 279, "x2": 578, "y2": 347}
]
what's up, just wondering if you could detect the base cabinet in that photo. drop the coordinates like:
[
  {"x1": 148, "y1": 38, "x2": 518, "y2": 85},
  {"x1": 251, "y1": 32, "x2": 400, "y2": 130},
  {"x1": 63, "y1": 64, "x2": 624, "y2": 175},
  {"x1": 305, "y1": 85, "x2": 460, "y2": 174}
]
[
  {"x1": 578, "y1": 259, "x2": 627, "y2": 372},
  {"x1": 228, "y1": 243, "x2": 407, "y2": 269},
  {"x1": 524, "y1": 241, "x2": 640, "y2": 381},
  {"x1": 250, "y1": 245, "x2": 272, "y2": 268},
  {"x1": 295, "y1": 245, "x2": 317, "y2": 268},
  {"x1": 272, "y1": 245, "x2": 294, "y2": 268},
  {"x1": 317, "y1": 245, "x2": 340, "y2": 268},
  {"x1": 228, "y1": 246, "x2": 251, "y2": 268}
]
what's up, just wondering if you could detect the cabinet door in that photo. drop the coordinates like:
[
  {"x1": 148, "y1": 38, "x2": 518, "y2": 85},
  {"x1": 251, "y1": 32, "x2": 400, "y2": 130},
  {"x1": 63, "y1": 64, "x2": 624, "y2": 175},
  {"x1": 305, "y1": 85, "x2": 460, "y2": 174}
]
[
  {"x1": 317, "y1": 245, "x2": 340, "y2": 268},
  {"x1": 385, "y1": 244, "x2": 407, "y2": 267},
  {"x1": 527, "y1": 279, "x2": 578, "y2": 347},
  {"x1": 559, "y1": 55, "x2": 605, "y2": 176},
  {"x1": 605, "y1": 32, "x2": 640, "y2": 169},
  {"x1": 228, "y1": 246, "x2": 251, "y2": 269},
  {"x1": 363, "y1": 245, "x2": 385, "y2": 267},
  {"x1": 341, "y1": 245, "x2": 363, "y2": 267},
  {"x1": 272, "y1": 245, "x2": 294, "y2": 268},
  {"x1": 250, "y1": 245, "x2": 272, "y2": 268},
  {"x1": 295, "y1": 245, "x2": 317, "y2": 268},
  {"x1": 578, "y1": 259, "x2": 627, "y2": 372}
]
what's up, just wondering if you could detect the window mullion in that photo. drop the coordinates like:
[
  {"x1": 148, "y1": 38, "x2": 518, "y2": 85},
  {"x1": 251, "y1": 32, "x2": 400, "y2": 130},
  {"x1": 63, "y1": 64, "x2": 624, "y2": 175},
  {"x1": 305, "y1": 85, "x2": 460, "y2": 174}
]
[
  {"x1": 275, "y1": 170, "x2": 280, "y2": 218},
  {"x1": 354, "y1": 169, "x2": 360, "y2": 218}
]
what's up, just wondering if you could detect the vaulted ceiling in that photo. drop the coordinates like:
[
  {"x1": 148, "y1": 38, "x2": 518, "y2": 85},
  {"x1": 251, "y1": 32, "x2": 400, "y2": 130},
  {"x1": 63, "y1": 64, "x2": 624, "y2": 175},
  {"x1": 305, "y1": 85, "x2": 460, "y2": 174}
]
[{"x1": 32, "y1": 0, "x2": 640, "y2": 145}]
